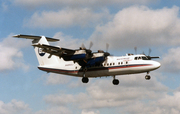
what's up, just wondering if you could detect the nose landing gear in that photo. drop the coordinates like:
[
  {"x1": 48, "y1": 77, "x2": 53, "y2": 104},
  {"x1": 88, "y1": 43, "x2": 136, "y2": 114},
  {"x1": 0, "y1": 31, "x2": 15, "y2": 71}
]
[
  {"x1": 112, "y1": 76, "x2": 119, "y2": 85},
  {"x1": 145, "y1": 72, "x2": 151, "y2": 80},
  {"x1": 145, "y1": 75, "x2": 151, "y2": 80}
]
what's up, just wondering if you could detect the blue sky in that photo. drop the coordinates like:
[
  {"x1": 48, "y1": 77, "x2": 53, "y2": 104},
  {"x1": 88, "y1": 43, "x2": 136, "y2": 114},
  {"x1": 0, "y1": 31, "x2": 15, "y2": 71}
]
[{"x1": 1, "y1": 0, "x2": 180, "y2": 114}]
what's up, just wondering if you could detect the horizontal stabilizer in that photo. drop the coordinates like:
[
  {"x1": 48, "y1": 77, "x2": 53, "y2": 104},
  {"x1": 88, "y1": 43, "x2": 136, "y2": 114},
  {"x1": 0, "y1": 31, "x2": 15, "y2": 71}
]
[{"x1": 13, "y1": 34, "x2": 59, "y2": 42}]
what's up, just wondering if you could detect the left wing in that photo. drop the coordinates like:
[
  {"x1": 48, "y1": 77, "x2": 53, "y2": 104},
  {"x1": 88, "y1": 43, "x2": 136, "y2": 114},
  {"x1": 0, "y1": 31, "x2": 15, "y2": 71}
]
[
  {"x1": 14, "y1": 34, "x2": 59, "y2": 42},
  {"x1": 32, "y1": 44, "x2": 76, "y2": 58}
]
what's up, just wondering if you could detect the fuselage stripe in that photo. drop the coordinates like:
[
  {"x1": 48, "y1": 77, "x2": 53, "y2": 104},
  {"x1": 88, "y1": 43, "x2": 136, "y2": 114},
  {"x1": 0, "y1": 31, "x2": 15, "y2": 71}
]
[{"x1": 38, "y1": 64, "x2": 152, "y2": 74}]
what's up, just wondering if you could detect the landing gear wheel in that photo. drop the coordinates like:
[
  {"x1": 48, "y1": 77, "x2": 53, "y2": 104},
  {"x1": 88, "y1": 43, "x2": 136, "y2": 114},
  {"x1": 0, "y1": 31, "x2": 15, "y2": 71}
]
[
  {"x1": 112, "y1": 79, "x2": 119, "y2": 85},
  {"x1": 82, "y1": 77, "x2": 89, "y2": 83},
  {"x1": 145, "y1": 75, "x2": 151, "y2": 80}
]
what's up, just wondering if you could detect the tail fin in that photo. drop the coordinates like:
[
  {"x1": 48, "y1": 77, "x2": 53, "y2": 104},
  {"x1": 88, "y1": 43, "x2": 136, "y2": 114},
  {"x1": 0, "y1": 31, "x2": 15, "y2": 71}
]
[{"x1": 14, "y1": 34, "x2": 60, "y2": 66}]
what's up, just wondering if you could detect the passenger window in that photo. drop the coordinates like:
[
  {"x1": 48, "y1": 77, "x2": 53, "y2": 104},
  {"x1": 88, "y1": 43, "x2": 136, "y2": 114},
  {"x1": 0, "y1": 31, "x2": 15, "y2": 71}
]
[{"x1": 135, "y1": 57, "x2": 138, "y2": 60}]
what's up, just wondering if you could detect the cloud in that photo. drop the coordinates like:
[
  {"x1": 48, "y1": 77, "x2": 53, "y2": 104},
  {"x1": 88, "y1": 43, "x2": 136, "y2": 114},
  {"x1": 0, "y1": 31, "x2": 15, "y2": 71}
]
[
  {"x1": 24, "y1": 8, "x2": 111, "y2": 28},
  {"x1": 35, "y1": 106, "x2": 72, "y2": 114},
  {"x1": 43, "y1": 75, "x2": 175, "y2": 114},
  {"x1": 154, "y1": 92, "x2": 180, "y2": 113},
  {"x1": 89, "y1": 6, "x2": 180, "y2": 50},
  {"x1": 53, "y1": 32, "x2": 85, "y2": 49},
  {"x1": 45, "y1": 73, "x2": 71, "y2": 85},
  {"x1": 121, "y1": 93, "x2": 180, "y2": 114},
  {"x1": 1, "y1": 2, "x2": 8, "y2": 12},
  {"x1": 160, "y1": 47, "x2": 180, "y2": 73},
  {"x1": 13, "y1": 0, "x2": 156, "y2": 9},
  {"x1": 24, "y1": 5, "x2": 180, "y2": 51},
  {"x1": 0, "y1": 99, "x2": 30, "y2": 114},
  {"x1": 81, "y1": 110, "x2": 100, "y2": 114},
  {"x1": 0, "y1": 34, "x2": 30, "y2": 71}
]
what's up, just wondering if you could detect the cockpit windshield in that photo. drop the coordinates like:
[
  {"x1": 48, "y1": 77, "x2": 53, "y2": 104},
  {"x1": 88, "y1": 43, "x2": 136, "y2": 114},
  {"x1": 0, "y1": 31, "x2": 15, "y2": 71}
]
[
  {"x1": 142, "y1": 56, "x2": 148, "y2": 60},
  {"x1": 134, "y1": 56, "x2": 148, "y2": 60}
]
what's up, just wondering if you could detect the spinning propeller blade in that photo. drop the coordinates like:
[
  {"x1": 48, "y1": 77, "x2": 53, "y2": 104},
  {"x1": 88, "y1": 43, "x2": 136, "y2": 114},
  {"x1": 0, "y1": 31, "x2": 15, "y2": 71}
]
[
  {"x1": 89, "y1": 41, "x2": 93, "y2": 49},
  {"x1": 134, "y1": 47, "x2": 137, "y2": 54},
  {"x1": 106, "y1": 43, "x2": 109, "y2": 52},
  {"x1": 142, "y1": 48, "x2": 159, "y2": 60},
  {"x1": 148, "y1": 48, "x2": 152, "y2": 56},
  {"x1": 81, "y1": 43, "x2": 86, "y2": 49}
]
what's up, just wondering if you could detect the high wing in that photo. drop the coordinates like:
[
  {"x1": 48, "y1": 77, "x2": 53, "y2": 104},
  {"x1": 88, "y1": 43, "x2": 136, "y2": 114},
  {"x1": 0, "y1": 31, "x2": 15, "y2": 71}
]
[
  {"x1": 32, "y1": 43, "x2": 110, "y2": 68},
  {"x1": 14, "y1": 34, "x2": 109, "y2": 68},
  {"x1": 14, "y1": 34, "x2": 59, "y2": 42},
  {"x1": 32, "y1": 44, "x2": 76, "y2": 58}
]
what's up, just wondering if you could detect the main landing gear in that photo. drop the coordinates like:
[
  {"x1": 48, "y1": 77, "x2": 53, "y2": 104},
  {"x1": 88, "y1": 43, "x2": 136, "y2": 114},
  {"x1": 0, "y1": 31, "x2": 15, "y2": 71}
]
[
  {"x1": 82, "y1": 68, "x2": 89, "y2": 83},
  {"x1": 82, "y1": 77, "x2": 89, "y2": 83},
  {"x1": 145, "y1": 72, "x2": 151, "y2": 80},
  {"x1": 112, "y1": 76, "x2": 119, "y2": 85}
]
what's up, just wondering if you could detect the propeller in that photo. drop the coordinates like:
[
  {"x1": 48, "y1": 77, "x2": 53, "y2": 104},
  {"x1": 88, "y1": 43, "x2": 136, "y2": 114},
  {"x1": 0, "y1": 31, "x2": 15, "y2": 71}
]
[
  {"x1": 106, "y1": 43, "x2": 109, "y2": 52},
  {"x1": 104, "y1": 43, "x2": 110, "y2": 57},
  {"x1": 148, "y1": 48, "x2": 151, "y2": 56},
  {"x1": 81, "y1": 43, "x2": 86, "y2": 49},
  {"x1": 89, "y1": 41, "x2": 93, "y2": 49},
  {"x1": 143, "y1": 48, "x2": 159, "y2": 60},
  {"x1": 81, "y1": 42, "x2": 93, "y2": 50},
  {"x1": 134, "y1": 47, "x2": 137, "y2": 54},
  {"x1": 80, "y1": 42, "x2": 93, "y2": 58}
]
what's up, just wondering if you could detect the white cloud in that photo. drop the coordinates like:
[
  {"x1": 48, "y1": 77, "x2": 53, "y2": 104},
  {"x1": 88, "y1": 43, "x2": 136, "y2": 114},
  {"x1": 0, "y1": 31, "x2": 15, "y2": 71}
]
[
  {"x1": 46, "y1": 73, "x2": 71, "y2": 85},
  {"x1": 40, "y1": 75, "x2": 180, "y2": 114},
  {"x1": 81, "y1": 110, "x2": 100, "y2": 114},
  {"x1": 35, "y1": 106, "x2": 72, "y2": 114},
  {"x1": 160, "y1": 47, "x2": 180, "y2": 73},
  {"x1": 24, "y1": 8, "x2": 111, "y2": 28},
  {"x1": 89, "y1": 6, "x2": 180, "y2": 50},
  {"x1": 43, "y1": 75, "x2": 172, "y2": 113},
  {"x1": 44, "y1": 94, "x2": 76, "y2": 106},
  {"x1": 24, "y1": 5, "x2": 180, "y2": 51},
  {"x1": 53, "y1": 32, "x2": 85, "y2": 49},
  {"x1": 13, "y1": 0, "x2": 156, "y2": 9},
  {"x1": 1, "y1": 2, "x2": 8, "y2": 12},
  {"x1": 0, "y1": 34, "x2": 30, "y2": 71},
  {"x1": 0, "y1": 99, "x2": 30, "y2": 114}
]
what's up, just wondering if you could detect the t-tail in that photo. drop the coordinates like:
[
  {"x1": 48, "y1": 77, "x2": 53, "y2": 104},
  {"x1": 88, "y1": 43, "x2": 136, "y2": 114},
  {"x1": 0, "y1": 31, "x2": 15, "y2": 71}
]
[{"x1": 13, "y1": 34, "x2": 60, "y2": 67}]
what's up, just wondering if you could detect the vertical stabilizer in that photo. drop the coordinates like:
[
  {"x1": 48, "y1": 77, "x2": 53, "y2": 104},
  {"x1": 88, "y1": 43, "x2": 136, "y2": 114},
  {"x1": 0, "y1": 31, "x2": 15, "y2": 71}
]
[
  {"x1": 32, "y1": 36, "x2": 59, "y2": 66},
  {"x1": 13, "y1": 34, "x2": 60, "y2": 67}
]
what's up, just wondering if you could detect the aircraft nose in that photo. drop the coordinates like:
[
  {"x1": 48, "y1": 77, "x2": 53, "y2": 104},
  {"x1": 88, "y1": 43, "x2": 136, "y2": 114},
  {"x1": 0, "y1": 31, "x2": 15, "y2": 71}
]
[{"x1": 153, "y1": 61, "x2": 161, "y2": 69}]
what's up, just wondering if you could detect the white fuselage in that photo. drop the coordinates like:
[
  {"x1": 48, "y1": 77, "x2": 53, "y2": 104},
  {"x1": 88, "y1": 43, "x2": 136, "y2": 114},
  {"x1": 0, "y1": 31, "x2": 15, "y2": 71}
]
[
  {"x1": 38, "y1": 54, "x2": 161, "y2": 78},
  {"x1": 13, "y1": 34, "x2": 160, "y2": 84}
]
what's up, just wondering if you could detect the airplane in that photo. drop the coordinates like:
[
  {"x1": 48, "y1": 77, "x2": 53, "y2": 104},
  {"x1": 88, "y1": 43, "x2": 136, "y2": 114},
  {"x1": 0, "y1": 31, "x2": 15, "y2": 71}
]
[{"x1": 13, "y1": 34, "x2": 161, "y2": 85}]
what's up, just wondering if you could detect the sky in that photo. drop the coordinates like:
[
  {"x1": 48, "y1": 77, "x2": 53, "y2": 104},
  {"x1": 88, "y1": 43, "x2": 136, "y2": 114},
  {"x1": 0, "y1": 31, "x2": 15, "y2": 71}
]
[{"x1": 0, "y1": 0, "x2": 180, "y2": 114}]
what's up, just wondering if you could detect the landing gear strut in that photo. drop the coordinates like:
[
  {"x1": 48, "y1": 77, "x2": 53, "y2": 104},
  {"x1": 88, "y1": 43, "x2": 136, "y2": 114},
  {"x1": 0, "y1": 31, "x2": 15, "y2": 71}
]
[
  {"x1": 112, "y1": 76, "x2": 119, "y2": 85},
  {"x1": 145, "y1": 72, "x2": 151, "y2": 80},
  {"x1": 82, "y1": 68, "x2": 89, "y2": 83}
]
